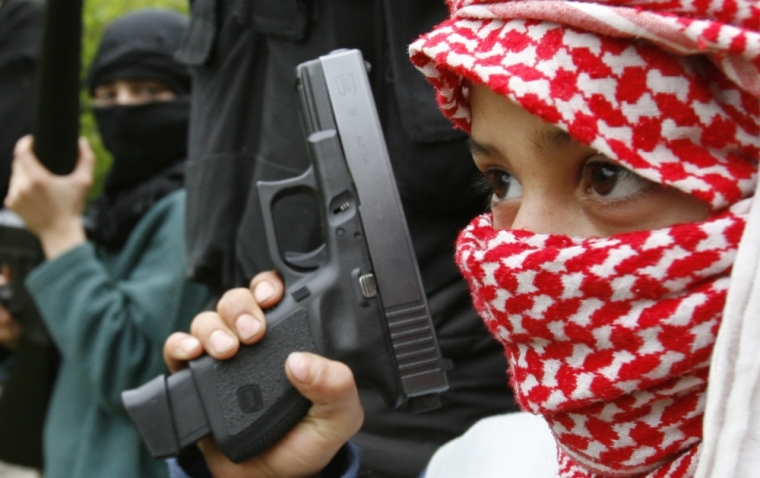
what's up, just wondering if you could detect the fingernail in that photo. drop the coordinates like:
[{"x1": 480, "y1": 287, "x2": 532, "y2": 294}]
[
  {"x1": 209, "y1": 330, "x2": 235, "y2": 354},
  {"x1": 288, "y1": 352, "x2": 312, "y2": 383},
  {"x1": 235, "y1": 314, "x2": 261, "y2": 341},
  {"x1": 254, "y1": 281, "x2": 275, "y2": 303},
  {"x1": 179, "y1": 337, "x2": 201, "y2": 356}
]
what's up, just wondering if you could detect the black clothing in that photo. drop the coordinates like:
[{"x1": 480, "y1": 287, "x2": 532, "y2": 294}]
[
  {"x1": 86, "y1": 9, "x2": 191, "y2": 95},
  {"x1": 0, "y1": 1, "x2": 48, "y2": 469},
  {"x1": 0, "y1": 0, "x2": 43, "y2": 200},
  {"x1": 94, "y1": 98, "x2": 190, "y2": 193},
  {"x1": 177, "y1": 1, "x2": 517, "y2": 476},
  {"x1": 86, "y1": 161, "x2": 186, "y2": 251},
  {"x1": 85, "y1": 10, "x2": 192, "y2": 251}
]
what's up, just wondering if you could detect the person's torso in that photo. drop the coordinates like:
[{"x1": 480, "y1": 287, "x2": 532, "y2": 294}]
[{"x1": 39, "y1": 191, "x2": 207, "y2": 478}]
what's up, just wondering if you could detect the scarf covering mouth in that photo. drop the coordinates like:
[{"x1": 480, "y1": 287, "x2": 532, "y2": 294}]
[
  {"x1": 456, "y1": 204, "x2": 748, "y2": 477},
  {"x1": 409, "y1": 2, "x2": 760, "y2": 476},
  {"x1": 409, "y1": 0, "x2": 760, "y2": 210}
]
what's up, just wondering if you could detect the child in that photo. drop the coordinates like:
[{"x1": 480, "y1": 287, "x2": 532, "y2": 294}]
[
  {"x1": 3, "y1": 9, "x2": 210, "y2": 478},
  {"x1": 165, "y1": 0, "x2": 760, "y2": 477}
]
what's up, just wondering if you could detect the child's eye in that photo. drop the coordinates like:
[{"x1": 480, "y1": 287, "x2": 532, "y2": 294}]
[
  {"x1": 483, "y1": 169, "x2": 523, "y2": 202},
  {"x1": 583, "y1": 156, "x2": 651, "y2": 200},
  {"x1": 93, "y1": 88, "x2": 116, "y2": 105},
  {"x1": 131, "y1": 86, "x2": 156, "y2": 99}
]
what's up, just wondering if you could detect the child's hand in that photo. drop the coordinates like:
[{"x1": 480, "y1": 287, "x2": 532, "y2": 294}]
[
  {"x1": 5, "y1": 135, "x2": 92, "y2": 259},
  {"x1": 163, "y1": 271, "x2": 364, "y2": 478}
]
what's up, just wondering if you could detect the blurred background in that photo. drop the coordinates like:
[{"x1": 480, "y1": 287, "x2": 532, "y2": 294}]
[{"x1": 82, "y1": 0, "x2": 187, "y2": 198}]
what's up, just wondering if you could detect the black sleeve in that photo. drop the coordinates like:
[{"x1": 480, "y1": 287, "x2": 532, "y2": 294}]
[
  {"x1": 0, "y1": 0, "x2": 43, "y2": 199},
  {"x1": 175, "y1": 445, "x2": 212, "y2": 478}
]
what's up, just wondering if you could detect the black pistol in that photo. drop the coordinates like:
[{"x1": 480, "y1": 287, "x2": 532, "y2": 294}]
[{"x1": 121, "y1": 49, "x2": 449, "y2": 463}]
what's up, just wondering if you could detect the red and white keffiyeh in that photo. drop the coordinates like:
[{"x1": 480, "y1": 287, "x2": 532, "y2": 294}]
[
  {"x1": 456, "y1": 204, "x2": 748, "y2": 477},
  {"x1": 409, "y1": 0, "x2": 760, "y2": 210},
  {"x1": 409, "y1": 1, "x2": 760, "y2": 477}
]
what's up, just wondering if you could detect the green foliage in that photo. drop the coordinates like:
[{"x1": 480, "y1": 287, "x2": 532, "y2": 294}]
[{"x1": 80, "y1": 0, "x2": 188, "y2": 198}]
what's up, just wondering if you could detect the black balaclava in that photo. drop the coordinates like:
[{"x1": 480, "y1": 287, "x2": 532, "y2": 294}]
[
  {"x1": 86, "y1": 8, "x2": 190, "y2": 98},
  {"x1": 94, "y1": 99, "x2": 189, "y2": 192},
  {"x1": 85, "y1": 9, "x2": 191, "y2": 251}
]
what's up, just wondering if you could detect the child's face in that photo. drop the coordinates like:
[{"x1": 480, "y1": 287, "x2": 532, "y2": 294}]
[
  {"x1": 93, "y1": 79, "x2": 176, "y2": 108},
  {"x1": 468, "y1": 85, "x2": 710, "y2": 238}
]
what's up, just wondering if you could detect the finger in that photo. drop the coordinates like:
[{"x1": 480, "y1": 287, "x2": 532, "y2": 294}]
[
  {"x1": 285, "y1": 353, "x2": 363, "y2": 442},
  {"x1": 4, "y1": 165, "x2": 32, "y2": 210},
  {"x1": 199, "y1": 354, "x2": 363, "y2": 478},
  {"x1": 13, "y1": 136, "x2": 49, "y2": 181},
  {"x1": 78, "y1": 137, "x2": 95, "y2": 164},
  {"x1": 72, "y1": 137, "x2": 95, "y2": 183},
  {"x1": 163, "y1": 332, "x2": 203, "y2": 373},
  {"x1": 216, "y1": 287, "x2": 267, "y2": 344},
  {"x1": 12, "y1": 135, "x2": 33, "y2": 158},
  {"x1": 7, "y1": 138, "x2": 35, "y2": 200},
  {"x1": 190, "y1": 310, "x2": 239, "y2": 360},
  {"x1": 249, "y1": 271, "x2": 285, "y2": 309}
]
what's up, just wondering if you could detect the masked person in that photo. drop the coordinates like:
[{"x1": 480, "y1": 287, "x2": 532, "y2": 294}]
[
  {"x1": 3, "y1": 9, "x2": 211, "y2": 478},
  {"x1": 164, "y1": 0, "x2": 760, "y2": 477}
]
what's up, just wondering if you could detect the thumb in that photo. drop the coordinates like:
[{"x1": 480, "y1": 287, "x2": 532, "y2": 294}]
[
  {"x1": 285, "y1": 352, "x2": 363, "y2": 436},
  {"x1": 72, "y1": 137, "x2": 95, "y2": 178},
  {"x1": 13, "y1": 135, "x2": 50, "y2": 179}
]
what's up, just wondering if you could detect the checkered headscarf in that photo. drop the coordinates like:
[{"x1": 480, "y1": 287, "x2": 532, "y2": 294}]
[
  {"x1": 410, "y1": 0, "x2": 760, "y2": 210},
  {"x1": 410, "y1": 2, "x2": 760, "y2": 477}
]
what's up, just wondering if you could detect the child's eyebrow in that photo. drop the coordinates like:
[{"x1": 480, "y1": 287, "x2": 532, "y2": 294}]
[
  {"x1": 533, "y1": 127, "x2": 572, "y2": 154},
  {"x1": 467, "y1": 138, "x2": 498, "y2": 156}
]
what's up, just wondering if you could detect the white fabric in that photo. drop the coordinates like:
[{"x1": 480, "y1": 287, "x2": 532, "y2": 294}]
[
  {"x1": 697, "y1": 185, "x2": 760, "y2": 477},
  {"x1": 425, "y1": 412, "x2": 559, "y2": 478},
  {"x1": 0, "y1": 462, "x2": 39, "y2": 478}
]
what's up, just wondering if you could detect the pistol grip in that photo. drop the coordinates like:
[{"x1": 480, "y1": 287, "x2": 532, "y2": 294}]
[{"x1": 189, "y1": 307, "x2": 318, "y2": 462}]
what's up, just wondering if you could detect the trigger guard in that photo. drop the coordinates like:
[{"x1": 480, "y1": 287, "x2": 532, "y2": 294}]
[
  {"x1": 283, "y1": 244, "x2": 327, "y2": 270},
  {"x1": 256, "y1": 167, "x2": 319, "y2": 281}
]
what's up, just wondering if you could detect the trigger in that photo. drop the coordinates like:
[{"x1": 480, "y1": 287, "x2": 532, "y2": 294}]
[{"x1": 283, "y1": 244, "x2": 327, "y2": 270}]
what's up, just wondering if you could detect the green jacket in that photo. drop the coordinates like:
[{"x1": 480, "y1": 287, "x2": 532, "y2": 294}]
[{"x1": 26, "y1": 190, "x2": 210, "y2": 478}]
